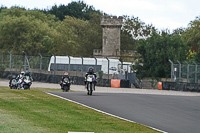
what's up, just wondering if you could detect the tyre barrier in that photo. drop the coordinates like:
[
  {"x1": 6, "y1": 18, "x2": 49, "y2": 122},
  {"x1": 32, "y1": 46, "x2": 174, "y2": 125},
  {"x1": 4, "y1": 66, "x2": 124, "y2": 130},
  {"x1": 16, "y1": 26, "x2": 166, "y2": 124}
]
[
  {"x1": 111, "y1": 79, "x2": 120, "y2": 88},
  {"x1": 111, "y1": 79, "x2": 130, "y2": 88},
  {"x1": 120, "y1": 79, "x2": 130, "y2": 88},
  {"x1": 1, "y1": 71, "x2": 111, "y2": 87},
  {"x1": 3, "y1": 71, "x2": 200, "y2": 91},
  {"x1": 162, "y1": 81, "x2": 200, "y2": 92},
  {"x1": 96, "y1": 78, "x2": 110, "y2": 87},
  {"x1": 1, "y1": 71, "x2": 131, "y2": 88}
]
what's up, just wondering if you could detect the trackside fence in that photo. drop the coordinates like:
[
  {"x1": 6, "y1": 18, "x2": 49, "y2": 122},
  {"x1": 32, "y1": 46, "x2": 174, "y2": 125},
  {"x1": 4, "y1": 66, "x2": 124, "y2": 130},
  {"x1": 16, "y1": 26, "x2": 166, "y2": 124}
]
[
  {"x1": 169, "y1": 59, "x2": 200, "y2": 83},
  {"x1": 0, "y1": 53, "x2": 132, "y2": 88},
  {"x1": 161, "y1": 59, "x2": 200, "y2": 92}
]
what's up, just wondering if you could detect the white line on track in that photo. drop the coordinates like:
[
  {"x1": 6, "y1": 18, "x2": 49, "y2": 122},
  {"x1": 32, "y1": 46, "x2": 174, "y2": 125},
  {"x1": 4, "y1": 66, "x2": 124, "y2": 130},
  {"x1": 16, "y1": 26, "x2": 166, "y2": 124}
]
[{"x1": 46, "y1": 92, "x2": 167, "y2": 133}]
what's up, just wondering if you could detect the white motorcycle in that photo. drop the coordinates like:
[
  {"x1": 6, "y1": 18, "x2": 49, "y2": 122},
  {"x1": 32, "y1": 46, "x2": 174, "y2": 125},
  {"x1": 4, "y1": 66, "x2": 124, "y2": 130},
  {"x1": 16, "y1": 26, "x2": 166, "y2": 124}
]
[{"x1": 85, "y1": 75, "x2": 96, "y2": 95}]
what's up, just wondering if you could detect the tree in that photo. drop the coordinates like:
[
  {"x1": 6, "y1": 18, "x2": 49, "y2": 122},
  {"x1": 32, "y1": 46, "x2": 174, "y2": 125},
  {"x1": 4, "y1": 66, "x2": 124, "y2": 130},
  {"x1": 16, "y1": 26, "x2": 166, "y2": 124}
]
[
  {"x1": 51, "y1": 16, "x2": 79, "y2": 56},
  {"x1": 122, "y1": 16, "x2": 156, "y2": 39},
  {"x1": 47, "y1": 1, "x2": 101, "y2": 21},
  {"x1": 0, "y1": 7, "x2": 59, "y2": 28},
  {"x1": 0, "y1": 6, "x2": 7, "y2": 13},
  {"x1": 120, "y1": 16, "x2": 156, "y2": 62},
  {"x1": 181, "y1": 17, "x2": 200, "y2": 62},
  {"x1": 182, "y1": 17, "x2": 200, "y2": 51},
  {"x1": 121, "y1": 30, "x2": 136, "y2": 51},
  {"x1": 0, "y1": 8, "x2": 58, "y2": 55},
  {"x1": 134, "y1": 31, "x2": 189, "y2": 79},
  {"x1": 52, "y1": 15, "x2": 102, "y2": 57}
]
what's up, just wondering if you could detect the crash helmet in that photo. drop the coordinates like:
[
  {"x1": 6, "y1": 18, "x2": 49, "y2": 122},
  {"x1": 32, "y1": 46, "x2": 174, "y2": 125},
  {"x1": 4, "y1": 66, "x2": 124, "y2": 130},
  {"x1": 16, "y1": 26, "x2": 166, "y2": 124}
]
[
  {"x1": 88, "y1": 67, "x2": 94, "y2": 74},
  {"x1": 64, "y1": 72, "x2": 68, "y2": 76},
  {"x1": 25, "y1": 70, "x2": 30, "y2": 75},
  {"x1": 26, "y1": 70, "x2": 30, "y2": 73},
  {"x1": 21, "y1": 71, "x2": 25, "y2": 75}
]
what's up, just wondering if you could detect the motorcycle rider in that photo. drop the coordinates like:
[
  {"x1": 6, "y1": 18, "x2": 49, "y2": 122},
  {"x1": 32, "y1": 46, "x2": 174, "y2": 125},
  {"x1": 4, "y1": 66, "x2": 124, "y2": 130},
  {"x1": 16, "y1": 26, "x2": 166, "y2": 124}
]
[
  {"x1": 23, "y1": 70, "x2": 33, "y2": 82},
  {"x1": 23, "y1": 70, "x2": 33, "y2": 81},
  {"x1": 16, "y1": 71, "x2": 25, "y2": 89},
  {"x1": 16, "y1": 71, "x2": 25, "y2": 81},
  {"x1": 85, "y1": 67, "x2": 97, "y2": 90},
  {"x1": 9, "y1": 75, "x2": 17, "y2": 89},
  {"x1": 60, "y1": 72, "x2": 71, "y2": 91},
  {"x1": 20, "y1": 70, "x2": 33, "y2": 90}
]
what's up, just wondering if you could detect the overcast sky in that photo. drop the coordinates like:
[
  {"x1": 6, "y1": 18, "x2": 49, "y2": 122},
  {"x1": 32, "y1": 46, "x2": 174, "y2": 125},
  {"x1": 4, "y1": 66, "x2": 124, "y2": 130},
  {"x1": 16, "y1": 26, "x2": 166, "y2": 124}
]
[{"x1": 1, "y1": 0, "x2": 200, "y2": 31}]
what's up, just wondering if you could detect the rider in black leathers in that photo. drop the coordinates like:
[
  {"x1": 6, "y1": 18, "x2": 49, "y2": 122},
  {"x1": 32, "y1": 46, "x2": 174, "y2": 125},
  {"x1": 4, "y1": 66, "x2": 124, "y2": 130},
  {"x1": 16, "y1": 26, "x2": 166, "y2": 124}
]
[
  {"x1": 84, "y1": 67, "x2": 97, "y2": 90},
  {"x1": 23, "y1": 70, "x2": 33, "y2": 81},
  {"x1": 60, "y1": 72, "x2": 71, "y2": 91}
]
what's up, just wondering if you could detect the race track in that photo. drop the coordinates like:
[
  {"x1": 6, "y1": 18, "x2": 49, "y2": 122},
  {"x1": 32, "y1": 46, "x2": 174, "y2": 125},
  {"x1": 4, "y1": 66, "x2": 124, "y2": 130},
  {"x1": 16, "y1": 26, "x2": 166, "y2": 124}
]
[{"x1": 48, "y1": 91, "x2": 200, "y2": 133}]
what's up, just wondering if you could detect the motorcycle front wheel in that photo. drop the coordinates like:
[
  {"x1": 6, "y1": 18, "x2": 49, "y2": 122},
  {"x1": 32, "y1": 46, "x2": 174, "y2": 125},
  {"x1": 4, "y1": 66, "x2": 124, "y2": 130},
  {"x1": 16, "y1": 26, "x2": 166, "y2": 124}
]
[
  {"x1": 88, "y1": 83, "x2": 93, "y2": 95},
  {"x1": 24, "y1": 84, "x2": 30, "y2": 90},
  {"x1": 13, "y1": 86, "x2": 17, "y2": 89},
  {"x1": 18, "y1": 84, "x2": 22, "y2": 90},
  {"x1": 87, "y1": 83, "x2": 90, "y2": 95},
  {"x1": 64, "y1": 85, "x2": 69, "y2": 92}
]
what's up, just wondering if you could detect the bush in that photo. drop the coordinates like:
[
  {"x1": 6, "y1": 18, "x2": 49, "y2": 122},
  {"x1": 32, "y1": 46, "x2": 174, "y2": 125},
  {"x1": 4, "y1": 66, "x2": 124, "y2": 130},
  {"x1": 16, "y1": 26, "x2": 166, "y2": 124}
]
[{"x1": 98, "y1": 70, "x2": 103, "y2": 79}]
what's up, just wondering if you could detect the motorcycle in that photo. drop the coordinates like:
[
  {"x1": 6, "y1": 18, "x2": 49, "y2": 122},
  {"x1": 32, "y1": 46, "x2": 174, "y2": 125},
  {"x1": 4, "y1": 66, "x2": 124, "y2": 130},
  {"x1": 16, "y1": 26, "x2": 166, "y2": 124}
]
[
  {"x1": 86, "y1": 75, "x2": 96, "y2": 95},
  {"x1": 22, "y1": 76, "x2": 32, "y2": 90},
  {"x1": 61, "y1": 77, "x2": 70, "y2": 92},
  {"x1": 10, "y1": 78, "x2": 18, "y2": 89}
]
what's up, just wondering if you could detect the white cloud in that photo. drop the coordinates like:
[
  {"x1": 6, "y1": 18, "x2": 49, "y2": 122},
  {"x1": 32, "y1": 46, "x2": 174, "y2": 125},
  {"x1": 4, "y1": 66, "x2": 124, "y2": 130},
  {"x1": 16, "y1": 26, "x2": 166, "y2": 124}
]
[
  {"x1": 129, "y1": 0, "x2": 163, "y2": 11},
  {"x1": 87, "y1": 0, "x2": 164, "y2": 15},
  {"x1": 168, "y1": 2, "x2": 185, "y2": 12},
  {"x1": 144, "y1": 17, "x2": 188, "y2": 31},
  {"x1": 1, "y1": 0, "x2": 200, "y2": 30}
]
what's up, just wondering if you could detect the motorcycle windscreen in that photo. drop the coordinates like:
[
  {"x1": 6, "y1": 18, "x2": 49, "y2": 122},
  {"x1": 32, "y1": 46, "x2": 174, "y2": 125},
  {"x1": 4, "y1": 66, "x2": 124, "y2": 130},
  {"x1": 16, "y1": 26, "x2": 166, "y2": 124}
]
[
  {"x1": 87, "y1": 75, "x2": 94, "y2": 82},
  {"x1": 24, "y1": 76, "x2": 31, "y2": 82},
  {"x1": 12, "y1": 79, "x2": 17, "y2": 85},
  {"x1": 63, "y1": 78, "x2": 69, "y2": 83}
]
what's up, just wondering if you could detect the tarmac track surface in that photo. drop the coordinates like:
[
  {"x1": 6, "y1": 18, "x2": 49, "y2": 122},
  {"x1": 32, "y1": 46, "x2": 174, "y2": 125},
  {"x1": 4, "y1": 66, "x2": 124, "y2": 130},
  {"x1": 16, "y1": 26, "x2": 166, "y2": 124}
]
[{"x1": 48, "y1": 91, "x2": 200, "y2": 133}]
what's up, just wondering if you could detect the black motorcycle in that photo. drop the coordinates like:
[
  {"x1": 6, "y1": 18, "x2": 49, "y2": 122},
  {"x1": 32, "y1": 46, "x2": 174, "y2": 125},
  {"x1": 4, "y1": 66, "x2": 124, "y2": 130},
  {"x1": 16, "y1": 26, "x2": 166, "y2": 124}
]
[
  {"x1": 61, "y1": 78, "x2": 70, "y2": 92},
  {"x1": 10, "y1": 78, "x2": 18, "y2": 89}
]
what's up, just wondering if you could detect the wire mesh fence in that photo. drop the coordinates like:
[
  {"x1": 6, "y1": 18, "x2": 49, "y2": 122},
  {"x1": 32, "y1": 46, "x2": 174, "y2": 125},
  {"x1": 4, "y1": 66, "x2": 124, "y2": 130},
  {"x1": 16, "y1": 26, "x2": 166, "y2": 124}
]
[
  {"x1": 0, "y1": 54, "x2": 125, "y2": 79},
  {"x1": 169, "y1": 59, "x2": 200, "y2": 83},
  {"x1": 1, "y1": 53, "x2": 138, "y2": 88},
  {"x1": 0, "y1": 54, "x2": 51, "y2": 74}
]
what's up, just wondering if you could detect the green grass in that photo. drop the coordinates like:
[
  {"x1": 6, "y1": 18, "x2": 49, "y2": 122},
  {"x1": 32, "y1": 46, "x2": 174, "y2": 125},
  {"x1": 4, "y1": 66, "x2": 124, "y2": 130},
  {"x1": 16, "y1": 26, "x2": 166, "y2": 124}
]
[{"x1": 0, "y1": 86, "x2": 161, "y2": 133}]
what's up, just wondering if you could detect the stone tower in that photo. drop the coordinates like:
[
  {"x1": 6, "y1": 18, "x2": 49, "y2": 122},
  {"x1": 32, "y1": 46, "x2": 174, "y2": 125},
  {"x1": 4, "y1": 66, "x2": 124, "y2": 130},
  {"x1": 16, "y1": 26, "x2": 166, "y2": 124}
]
[
  {"x1": 101, "y1": 16, "x2": 123, "y2": 57},
  {"x1": 93, "y1": 16, "x2": 123, "y2": 58}
]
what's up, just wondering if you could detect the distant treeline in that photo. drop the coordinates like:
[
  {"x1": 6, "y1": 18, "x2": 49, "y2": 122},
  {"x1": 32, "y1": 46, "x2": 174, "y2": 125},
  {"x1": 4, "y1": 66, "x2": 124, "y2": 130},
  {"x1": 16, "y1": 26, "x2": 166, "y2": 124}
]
[{"x1": 1, "y1": 1, "x2": 200, "y2": 79}]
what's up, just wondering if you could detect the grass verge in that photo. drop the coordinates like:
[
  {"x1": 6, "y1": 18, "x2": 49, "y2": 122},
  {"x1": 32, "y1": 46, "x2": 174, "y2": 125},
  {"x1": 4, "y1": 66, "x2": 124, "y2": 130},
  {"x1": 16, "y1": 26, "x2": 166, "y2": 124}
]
[{"x1": 0, "y1": 86, "x2": 160, "y2": 133}]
